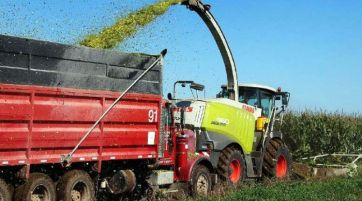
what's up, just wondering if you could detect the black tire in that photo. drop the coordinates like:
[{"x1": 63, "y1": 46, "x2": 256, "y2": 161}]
[
  {"x1": 14, "y1": 185, "x2": 24, "y2": 201},
  {"x1": 262, "y1": 138, "x2": 292, "y2": 179},
  {"x1": 0, "y1": 179, "x2": 11, "y2": 201},
  {"x1": 7, "y1": 184, "x2": 14, "y2": 199},
  {"x1": 217, "y1": 147, "x2": 245, "y2": 186},
  {"x1": 56, "y1": 170, "x2": 95, "y2": 201},
  {"x1": 16, "y1": 173, "x2": 56, "y2": 201},
  {"x1": 190, "y1": 165, "x2": 211, "y2": 197}
]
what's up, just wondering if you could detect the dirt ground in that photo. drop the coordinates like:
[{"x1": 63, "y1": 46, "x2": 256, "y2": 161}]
[{"x1": 98, "y1": 162, "x2": 356, "y2": 201}]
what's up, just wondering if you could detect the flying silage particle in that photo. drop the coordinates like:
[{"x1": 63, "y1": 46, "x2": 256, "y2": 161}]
[{"x1": 79, "y1": 0, "x2": 182, "y2": 49}]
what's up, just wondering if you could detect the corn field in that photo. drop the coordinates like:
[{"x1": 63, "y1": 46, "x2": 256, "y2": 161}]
[{"x1": 281, "y1": 111, "x2": 362, "y2": 159}]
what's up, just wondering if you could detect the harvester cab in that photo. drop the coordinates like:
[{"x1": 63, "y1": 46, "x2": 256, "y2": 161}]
[{"x1": 217, "y1": 84, "x2": 290, "y2": 134}]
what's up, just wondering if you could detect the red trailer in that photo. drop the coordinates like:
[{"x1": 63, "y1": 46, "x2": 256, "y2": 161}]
[
  {"x1": 0, "y1": 84, "x2": 162, "y2": 168},
  {"x1": 0, "y1": 35, "x2": 215, "y2": 201}
]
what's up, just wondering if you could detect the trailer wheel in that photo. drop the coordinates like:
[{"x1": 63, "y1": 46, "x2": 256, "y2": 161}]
[
  {"x1": 16, "y1": 173, "x2": 56, "y2": 201},
  {"x1": 190, "y1": 165, "x2": 211, "y2": 197},
  {"x1": 0, "y1": 179, "x2": 12, "y2": 201},
  {"x1": 14, "y1": 184, "x2": 24, "y2": 201},
  {"x1": 217, "y1": 147, "x2": 245, "y2": 186},
  {"x1": 56, "y1": 170, "x2": 95, "y2": 201},
  {"x1": 263, "y1": 138, "x2": 292, "y2": 179}
]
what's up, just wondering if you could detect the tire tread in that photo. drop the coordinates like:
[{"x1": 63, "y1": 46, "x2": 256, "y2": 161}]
[
  {"x1": 18, "y1": 173, "x2": 56, "y2": 201},
  {"x1": 262, "y1": 139, "x2": 292, "y2": 179},
  {"x1": 57, "y1": 170, "x2": 95, "y2": 201},
  {"x1": 216, "y1": 147, "x2": 245, "y2": 185},
  {"x1": 0, "y1": 179, "x2": 11, "y2": 201}
]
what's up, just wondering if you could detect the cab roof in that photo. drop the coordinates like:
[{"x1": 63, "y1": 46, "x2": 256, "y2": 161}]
[{"x1": 222, "y1": 83, "x2": 277, "y2": 93}]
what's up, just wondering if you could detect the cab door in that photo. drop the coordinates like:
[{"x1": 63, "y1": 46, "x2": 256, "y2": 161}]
[{"x1": 259, "y1": 90, "x2": 274, "y2": 119}]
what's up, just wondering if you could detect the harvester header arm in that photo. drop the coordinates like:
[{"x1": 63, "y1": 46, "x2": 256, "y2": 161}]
[{"x1": 180, "y1": 0, "x2": 239, "y2": 101}]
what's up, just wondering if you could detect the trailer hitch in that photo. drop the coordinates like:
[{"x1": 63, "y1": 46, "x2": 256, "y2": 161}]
[{"x1": 61, "y1": 49, "x2": 167, "y2": 166}]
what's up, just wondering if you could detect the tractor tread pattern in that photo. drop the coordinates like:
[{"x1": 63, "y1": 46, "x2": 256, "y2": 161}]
[
  {"x1": 262, "y1": 138, "x2": 292, "y2": 178},
  {"x1": 18, "y1": 173, "x2": 56, "y2": 201},
  {"x1": 217, "y1": 148, "x2": 233, "y2": 179},
  {"x1": 57, "y1": 170, "x2": 95, "y2": 201},
  {"x1": 0, "y1": 179, "x2": 11, "y2": 201},
  {"x1": 217, "y1": 147, "x2": 245, "y2": 185}
]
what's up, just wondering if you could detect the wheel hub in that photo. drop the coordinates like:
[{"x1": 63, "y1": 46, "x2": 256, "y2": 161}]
[
  {"x1": 31, "y1": 185, "x2": 49, "y2": 201},
  {"x1": 276, "y1": 155, "x2": 287, "y2": 178},
  {"x1": 71, "y1": 190, "x2": 81, "y2": 201},
  {"x1": 31, "y1": 195, "x2": 41, "y2": 201},
  {"x1": 229, "y1": 159, "x2": 241, "y2": 183},
  {"x1": 196, "y1": 174, "x2": 209, "y2": 196},
  {"x1": 71, "y1": 181, "x2": 90, "y2": 201}
]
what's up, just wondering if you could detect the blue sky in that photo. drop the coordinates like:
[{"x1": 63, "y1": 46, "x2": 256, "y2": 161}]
[{"x1": 1, "y1": 0, "x2": 361, "y2": 113}]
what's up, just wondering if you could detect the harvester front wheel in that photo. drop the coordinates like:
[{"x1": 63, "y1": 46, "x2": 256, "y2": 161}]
[
  {"x1": 190, "y1": 165, "x2": 211, "y2": 197},
  {"x1": 263, "y1": 138, "x2": 292, "y2": 179},
  {"x1": 217, "y1": 147, "x2": 245, "y2": 186},
  {"x1": 0, "y1": 179, "x2": 12, "y2": 201}
]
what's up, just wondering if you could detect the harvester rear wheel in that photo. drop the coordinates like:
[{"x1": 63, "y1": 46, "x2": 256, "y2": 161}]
[
  {"x1": 0, "y1": 179, "x2": 12, "y2": 201},
  {"x1": 16, "y1": 173, "x2": 56, "y2": 201},
  {"x1": 262, "y1": 138, "x2": 292, "y2": 179},
  {"x1": 217, "y1": 147, "x2": 245, "y2": 186},
  {"x1": 56, "y1": 170, "x2": 95, "y2": 201},
  {"x1": 190, "y1": 165, "x2": 211, "y2": 197}
]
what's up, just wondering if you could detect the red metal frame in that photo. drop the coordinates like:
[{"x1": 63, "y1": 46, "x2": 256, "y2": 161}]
[
  {"x1": 0, "y1": 84, "x2": 162, "y2": 174},
  {"x1": 175, "y1": 129, "x2": 210, "y2": 182},
  {"x1": 229, "y1": 159, "x2": 241, "y2": 183},
  {"x1": 276, "y1": 155, "x2": 287, "y2": 178}
]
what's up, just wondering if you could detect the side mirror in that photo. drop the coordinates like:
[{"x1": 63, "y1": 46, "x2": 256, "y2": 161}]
[
  {"x1": 167, "y1": 93, "x2": 173, "y2": 100},
  {"x1": 282, "y1": 95, "x2": 289, "y2": 105}
]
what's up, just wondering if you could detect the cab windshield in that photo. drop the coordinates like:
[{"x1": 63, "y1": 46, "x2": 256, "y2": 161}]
[
  {"x1": 239, "y1": 88, "x2": 258, "y2": 106},
  {"x1": 217, "y1": 86, "x2": 274, "y2": 118}
]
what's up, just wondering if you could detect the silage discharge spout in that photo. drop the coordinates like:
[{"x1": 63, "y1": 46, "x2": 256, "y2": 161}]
[{"x1": 80, "y1": 0, "x2": 181, "y2": 49}]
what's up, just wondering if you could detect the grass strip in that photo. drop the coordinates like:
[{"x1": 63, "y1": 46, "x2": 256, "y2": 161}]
[{"x1": 194, "y1": 178, "x2": 362, "y2": 201}]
